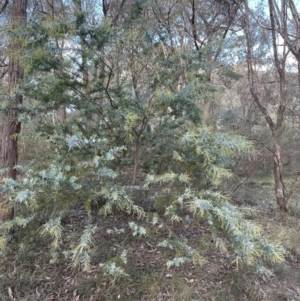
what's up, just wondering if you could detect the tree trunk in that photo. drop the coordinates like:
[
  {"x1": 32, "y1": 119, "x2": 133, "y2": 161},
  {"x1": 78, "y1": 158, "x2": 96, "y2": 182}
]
[
  {"x1": 273, "y1": 141, "x2": 286, "y2": 211},
  {"x1": 0, "y1": 0, "x2": 27, "y2": 222},
  {"x1": 243, "y1": 0, "x2": 300, "y2": 212},
  {"x1": 272, "y1": 138, "x2": 300, "y2": 212}
]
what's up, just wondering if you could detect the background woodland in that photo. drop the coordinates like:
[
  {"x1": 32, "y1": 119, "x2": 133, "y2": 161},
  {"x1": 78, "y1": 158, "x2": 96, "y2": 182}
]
[{"x1": 1, "y1": 0, "x2": 300, "y2": 300}]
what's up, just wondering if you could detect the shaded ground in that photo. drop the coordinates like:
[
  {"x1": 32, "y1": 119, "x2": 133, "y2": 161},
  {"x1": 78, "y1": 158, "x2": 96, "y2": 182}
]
[{"x1": 2, "y1": 178, "x2": 300, "y2": 300}]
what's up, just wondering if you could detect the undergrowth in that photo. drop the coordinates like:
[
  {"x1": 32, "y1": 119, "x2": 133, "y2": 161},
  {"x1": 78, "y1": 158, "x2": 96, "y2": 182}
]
[{"x1": 1, "y1": 181, "x2": 300, "y2": 301}]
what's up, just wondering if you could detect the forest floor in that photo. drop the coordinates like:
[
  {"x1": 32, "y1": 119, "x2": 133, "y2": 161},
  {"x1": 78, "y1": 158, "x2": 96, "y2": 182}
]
[{"x1": 2, "y1": 177, "x2": 300, "y2": 301}]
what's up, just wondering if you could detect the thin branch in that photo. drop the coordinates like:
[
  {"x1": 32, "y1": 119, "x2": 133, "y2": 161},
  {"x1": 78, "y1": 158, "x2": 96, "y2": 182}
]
[
  {"x1": 111, "y1": 0, "x2": 127, "y2": 27},
  {"x1": 232, "y1": 152, "x2": 269, "y2": 193},
  {"x1": 244, "y1": 0, "x2": 276, "y2": 132},
  {"x1": 0, "y1": 0, "x2": 9, "y2": 15},
  {"x1": 191, "y1": 0, "x2": 199, "y2": 50}
]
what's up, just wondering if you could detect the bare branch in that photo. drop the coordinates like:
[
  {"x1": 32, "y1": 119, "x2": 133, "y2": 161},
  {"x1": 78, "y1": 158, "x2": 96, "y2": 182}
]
[{"x1": 0, "y1": 0, "x2": 9, "y2": 15}]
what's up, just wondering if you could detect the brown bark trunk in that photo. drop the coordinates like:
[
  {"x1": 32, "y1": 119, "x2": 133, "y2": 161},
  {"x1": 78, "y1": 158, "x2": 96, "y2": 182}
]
[
  {"x1": 273, "y1": 142, "x2": 287, "y2": 211},
  {"x1": 0, "y1": 0, "x2": 27, "y2": 222},
  {"x1": 61, "y1": 107, "x2": 67, "y2": 124},
  {"x1": 132, "y1": 138, "x2": 140, "y2": 186},
  {"x1": 131, "y1": 118, "x2": 147, "y2": 186},
  {"x1": 273, "y1": 142, "x2": 300, "y2": 212}
]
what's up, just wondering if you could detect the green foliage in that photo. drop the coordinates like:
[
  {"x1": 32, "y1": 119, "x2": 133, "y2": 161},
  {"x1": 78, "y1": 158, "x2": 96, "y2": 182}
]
[
  {"x1": 129, "y1": 222, "x2": 147, "y2": 236},
  {"x1": 0, "y1": 0, "x2": 285, "y2": 280},
  {"x1": 158, "y1": 238, "x2": 206, "y2": 268},
  {"x1": 71, "y1": 224, "x2": 97, "y2": 270}
]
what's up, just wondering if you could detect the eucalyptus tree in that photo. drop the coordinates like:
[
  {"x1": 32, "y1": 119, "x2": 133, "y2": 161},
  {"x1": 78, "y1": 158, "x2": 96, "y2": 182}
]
[
  {"x1": 243, "y1": 0, "x2": 300, "y2": 211},
  {"x1": 0, "y1": 0, "x2": 27, "y2": 222},
  {"x1": 148, "y1": 0, "x2": 244, "y2": 124},
  {"x1": 263, "y1": 0, "x2": 300, "y2": 83}
]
